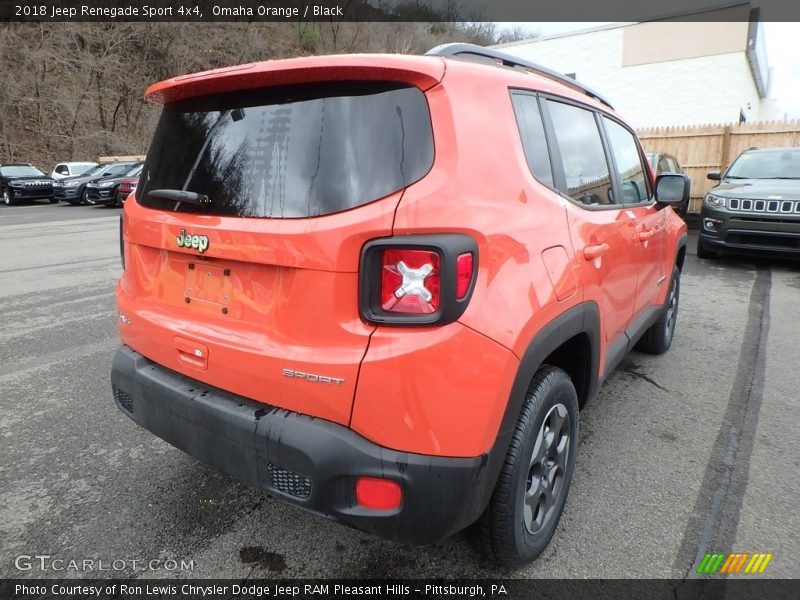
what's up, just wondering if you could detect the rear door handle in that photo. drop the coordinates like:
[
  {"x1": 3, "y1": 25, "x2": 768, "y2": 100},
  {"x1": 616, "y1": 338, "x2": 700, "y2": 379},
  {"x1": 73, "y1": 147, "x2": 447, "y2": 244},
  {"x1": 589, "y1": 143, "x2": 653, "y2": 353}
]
[
  {"x1": 583, "y1": 243, "x2": 610, "y2": 260},
  {"x1": 638, "y1": 228, "x2": 656, "y2": 242}
]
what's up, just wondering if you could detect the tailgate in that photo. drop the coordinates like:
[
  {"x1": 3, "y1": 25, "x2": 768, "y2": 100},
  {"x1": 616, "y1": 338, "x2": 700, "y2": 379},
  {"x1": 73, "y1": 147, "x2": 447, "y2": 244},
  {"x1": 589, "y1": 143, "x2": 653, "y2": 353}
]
[
  {"x1": 117, "y1": 65, "x2": 439, "y2": 425},
  {"x1": 118, "y1": 195, "x2": 398, "y2": 426}
]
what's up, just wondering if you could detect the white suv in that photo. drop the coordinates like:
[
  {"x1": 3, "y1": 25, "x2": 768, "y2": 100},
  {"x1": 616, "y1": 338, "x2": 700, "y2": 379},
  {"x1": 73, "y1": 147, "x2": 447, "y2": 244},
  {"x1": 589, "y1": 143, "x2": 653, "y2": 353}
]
[{"x1": 51, "y1": 162, "x2": 98, "y2": 180}]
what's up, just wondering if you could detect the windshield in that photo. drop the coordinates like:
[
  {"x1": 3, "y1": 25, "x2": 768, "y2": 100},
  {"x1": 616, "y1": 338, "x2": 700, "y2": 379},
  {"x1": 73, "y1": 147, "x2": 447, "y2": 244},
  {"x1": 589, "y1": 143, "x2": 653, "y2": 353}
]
[
  {"x1": 124, "y1": 164, "x2": 143, "y2": 177},
  {"x1": 138, "y1": 81, "x2": 434, "y2": 218},
  {"x1": 72, "y1": 163, "x2": 97, "y2": 175},
  {"x1": 1, "y1": 165, "x2": 45, "y2": 177},
  {"x1": 726, "y1": 150, "x2": 800, "y2": 179},
  {"x1": 104, "y1": 163, "x2": 135, "y2": 177},
  {"x1": 80, "y1": 165, "x2": 105, "y2": 177}
]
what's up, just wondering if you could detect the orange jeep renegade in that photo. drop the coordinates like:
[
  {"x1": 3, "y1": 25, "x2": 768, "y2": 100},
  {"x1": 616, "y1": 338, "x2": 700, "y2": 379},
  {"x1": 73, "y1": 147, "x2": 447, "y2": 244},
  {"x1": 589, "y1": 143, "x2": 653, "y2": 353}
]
[{"x1": 111, "y1": 44, "x2": 689, "y2": 566}]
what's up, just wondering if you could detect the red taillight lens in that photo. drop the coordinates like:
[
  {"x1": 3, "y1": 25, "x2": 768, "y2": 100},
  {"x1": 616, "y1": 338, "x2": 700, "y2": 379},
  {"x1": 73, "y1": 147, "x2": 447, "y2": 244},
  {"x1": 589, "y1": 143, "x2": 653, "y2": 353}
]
[
  {"x1": 360, "y1": 235, "x2": 477, "y2": 326},
  {"x1": 380, "y1": 249, "x2": 440, "y2": 314},
  {"x1": 355, "y1": 477, "x2": 402, "y2": 510},
  {"x1": 456, "y1": 252, "x2": 473, "y2": 299}
]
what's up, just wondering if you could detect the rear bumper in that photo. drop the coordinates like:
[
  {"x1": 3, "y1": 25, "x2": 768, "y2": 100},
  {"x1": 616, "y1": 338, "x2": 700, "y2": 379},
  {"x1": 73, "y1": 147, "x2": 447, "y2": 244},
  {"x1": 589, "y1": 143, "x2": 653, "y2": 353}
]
[{"x1": 110, "y1": 346, "x2": 491, "y2": 544}]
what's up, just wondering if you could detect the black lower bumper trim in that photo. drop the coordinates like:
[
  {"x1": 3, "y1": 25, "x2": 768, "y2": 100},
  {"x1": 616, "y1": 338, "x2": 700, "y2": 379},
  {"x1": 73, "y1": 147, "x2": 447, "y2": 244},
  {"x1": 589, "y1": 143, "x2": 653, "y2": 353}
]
[
  {"x1": 110, "y1": 346, "x2": 491, "y2": 544},
  {"x1": 700, "y1": 230, "x2": 800, "y2": 256}
]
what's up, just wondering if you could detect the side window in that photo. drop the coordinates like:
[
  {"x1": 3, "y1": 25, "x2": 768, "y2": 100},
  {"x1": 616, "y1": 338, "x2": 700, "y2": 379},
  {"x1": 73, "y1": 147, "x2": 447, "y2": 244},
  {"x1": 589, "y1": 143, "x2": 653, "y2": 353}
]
[
  {"x1": 603, "y1": 117, "x2": 650, "y2": 204},
  {"x1": 510, "y1": 93, "x2": 554, "y2": 188},
  {"x1": 657, "y1": 156, "x2": 671, "y2": 174},
  {"x1": 55, "y1": 165, "x2": 68, "y2": 175},
  {"x1": 546, "y1": 100, "x2": 614, "y2": 206}
]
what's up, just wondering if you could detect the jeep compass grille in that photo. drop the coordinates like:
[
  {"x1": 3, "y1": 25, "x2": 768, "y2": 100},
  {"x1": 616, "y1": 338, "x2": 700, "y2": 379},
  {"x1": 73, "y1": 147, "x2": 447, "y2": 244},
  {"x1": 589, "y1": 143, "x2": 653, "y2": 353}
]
[{"x1": 728, "y1": 198, "x2": 800, "y2": 214}]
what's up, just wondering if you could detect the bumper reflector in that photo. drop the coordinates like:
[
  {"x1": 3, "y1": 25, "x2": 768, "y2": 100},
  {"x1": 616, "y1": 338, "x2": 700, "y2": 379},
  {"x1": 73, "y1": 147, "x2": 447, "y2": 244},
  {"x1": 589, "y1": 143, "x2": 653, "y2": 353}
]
[{"x1": 356, "y1": 477, "x2": 402, "y2": 510}]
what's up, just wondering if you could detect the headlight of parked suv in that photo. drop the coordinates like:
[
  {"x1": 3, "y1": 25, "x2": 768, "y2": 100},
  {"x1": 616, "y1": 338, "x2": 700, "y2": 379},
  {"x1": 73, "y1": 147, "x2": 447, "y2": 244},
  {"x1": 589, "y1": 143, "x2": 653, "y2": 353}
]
[
  {"x1": 64, "y1": 180, "x2": 80, "y2": 188},
  {"x1": 9, "y1": 181, "x2": 23, "y2": 187},
  {"x1": 704, "y1": 193, "x2": 727, "y2": 208},
  {"x1": 98, "y1": 181, "x2": 115, "y2": 188}
]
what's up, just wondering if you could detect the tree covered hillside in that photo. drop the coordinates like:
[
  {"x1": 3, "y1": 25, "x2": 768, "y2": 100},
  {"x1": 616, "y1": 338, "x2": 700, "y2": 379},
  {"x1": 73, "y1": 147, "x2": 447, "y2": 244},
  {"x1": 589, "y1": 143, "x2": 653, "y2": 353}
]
[{"x1": 0, "y1": 21, "x2": 530, "y2": 168}]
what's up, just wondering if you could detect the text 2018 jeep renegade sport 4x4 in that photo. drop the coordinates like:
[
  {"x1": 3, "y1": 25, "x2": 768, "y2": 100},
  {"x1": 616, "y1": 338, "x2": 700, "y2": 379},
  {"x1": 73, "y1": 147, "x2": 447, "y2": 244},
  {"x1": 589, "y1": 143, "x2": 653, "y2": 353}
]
[{"x1": 111, "y1": 44, "x2": 689, "y2": 566}]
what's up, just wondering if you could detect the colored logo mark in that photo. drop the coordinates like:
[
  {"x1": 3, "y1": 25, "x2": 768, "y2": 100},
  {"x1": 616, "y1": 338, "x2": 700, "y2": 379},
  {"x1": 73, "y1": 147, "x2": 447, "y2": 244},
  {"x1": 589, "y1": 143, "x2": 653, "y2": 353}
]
[{"x1": 696, "y1": 552, "x2": 773, "y2": 574}]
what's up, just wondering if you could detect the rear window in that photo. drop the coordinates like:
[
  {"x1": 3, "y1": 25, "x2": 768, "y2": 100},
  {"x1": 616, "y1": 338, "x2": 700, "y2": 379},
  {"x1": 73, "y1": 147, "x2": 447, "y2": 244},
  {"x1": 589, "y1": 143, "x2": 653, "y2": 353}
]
[{"x1": 137, "y1": 82, "x2": 434, "y2": 218}]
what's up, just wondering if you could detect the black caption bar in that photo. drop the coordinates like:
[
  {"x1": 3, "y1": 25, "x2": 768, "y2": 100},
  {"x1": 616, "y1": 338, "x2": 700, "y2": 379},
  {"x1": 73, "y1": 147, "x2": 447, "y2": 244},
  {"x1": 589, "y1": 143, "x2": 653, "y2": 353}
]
[
  {"x1": 2, "y1": 579, "x2": 800, "y2": 600},
  {"x1": 2, "y1": 0, "x2": 800, "y2": 23}
]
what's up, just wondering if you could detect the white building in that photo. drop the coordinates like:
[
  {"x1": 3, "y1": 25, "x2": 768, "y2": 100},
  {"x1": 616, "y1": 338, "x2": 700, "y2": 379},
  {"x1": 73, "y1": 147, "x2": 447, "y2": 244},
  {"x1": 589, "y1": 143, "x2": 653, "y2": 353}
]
[{"x1": 496, "y1": 15, "x2": 774, "y2": 128}]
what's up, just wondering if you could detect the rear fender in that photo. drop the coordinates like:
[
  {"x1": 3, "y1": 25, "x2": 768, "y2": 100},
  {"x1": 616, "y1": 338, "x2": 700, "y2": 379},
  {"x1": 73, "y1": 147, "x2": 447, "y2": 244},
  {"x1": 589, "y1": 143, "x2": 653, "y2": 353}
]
[{"x1": 471, "y1": 301, "x2": 601, "y2": 518}]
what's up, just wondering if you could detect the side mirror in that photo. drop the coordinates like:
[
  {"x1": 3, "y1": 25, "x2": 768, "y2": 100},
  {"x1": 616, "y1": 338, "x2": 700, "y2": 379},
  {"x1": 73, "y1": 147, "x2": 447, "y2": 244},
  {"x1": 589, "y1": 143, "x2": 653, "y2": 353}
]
[
  {"x1": 655, "y1": 173, "x2": 690, "y2": 207},
  {"x1": 707, "y1": 171, "x2": 721, "y2": 181}
]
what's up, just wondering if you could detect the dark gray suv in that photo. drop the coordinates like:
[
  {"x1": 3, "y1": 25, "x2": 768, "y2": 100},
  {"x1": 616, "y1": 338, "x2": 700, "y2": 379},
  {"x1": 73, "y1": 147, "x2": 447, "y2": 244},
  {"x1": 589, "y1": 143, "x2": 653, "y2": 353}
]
[{"x1": 698, "y1": 147, "x2": 800, "y2": 259}]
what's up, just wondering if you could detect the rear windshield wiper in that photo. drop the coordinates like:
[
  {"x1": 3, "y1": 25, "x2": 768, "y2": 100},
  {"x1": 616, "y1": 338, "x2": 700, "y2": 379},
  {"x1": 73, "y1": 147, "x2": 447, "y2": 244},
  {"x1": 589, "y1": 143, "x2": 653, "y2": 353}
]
[{"x1": 146, "y1": 189, "x2": 211, "y2": 206}]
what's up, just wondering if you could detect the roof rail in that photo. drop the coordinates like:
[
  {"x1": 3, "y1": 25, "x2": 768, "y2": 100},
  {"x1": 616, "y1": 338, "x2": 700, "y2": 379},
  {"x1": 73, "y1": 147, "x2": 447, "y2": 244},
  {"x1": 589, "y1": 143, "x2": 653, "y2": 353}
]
[{"x1": 425, "y1": 43, "x2": 614, "y2": 110}]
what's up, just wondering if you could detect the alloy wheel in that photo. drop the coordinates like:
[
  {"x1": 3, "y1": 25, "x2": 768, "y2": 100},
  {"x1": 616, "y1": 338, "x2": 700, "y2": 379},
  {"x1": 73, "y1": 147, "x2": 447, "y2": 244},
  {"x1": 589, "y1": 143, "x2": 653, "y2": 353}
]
[
  {"x1": 524, "y1": 403, "x2": 571, "y2": 534},
  {"x1": 665, "y1": 277, "x2": 678, "y2": 339}
]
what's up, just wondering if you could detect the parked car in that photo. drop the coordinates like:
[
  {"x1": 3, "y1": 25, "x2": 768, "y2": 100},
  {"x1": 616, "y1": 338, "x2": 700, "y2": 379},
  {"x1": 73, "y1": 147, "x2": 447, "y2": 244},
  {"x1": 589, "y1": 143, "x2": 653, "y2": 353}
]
[
  {"x1": 85, "y1": 163, "x2": 143, "y2": 207},
  {"x1": 116, "y1": 169, "x2": 142, "y2": 206},
  {"x1": 111, "y1": 44, "x2": 689, "y2": 567},
  {"x1": 698, "y1": 146, "x2": 800, "y2": 259},
  {"x1": 1, "y1": 163, "x2": 55, "y2": 205},
  {"x1": 51, "y1": 161, "x2": 98, "y2": 180},
  {"x1": 647, "y1": 152, "x2": 687, "y2": 217},
  {"x1": 53, "y1": 161, "x2": 137, "y2": 205},
  {"x1": 647, "y1": 152, "x2": 682, "y2": 176}
]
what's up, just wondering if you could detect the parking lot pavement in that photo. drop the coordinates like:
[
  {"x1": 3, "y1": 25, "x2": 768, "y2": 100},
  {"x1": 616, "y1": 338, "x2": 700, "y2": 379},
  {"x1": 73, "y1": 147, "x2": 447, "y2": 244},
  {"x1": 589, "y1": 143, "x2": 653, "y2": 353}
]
[{"x1": 1, "y1": 203, "x2": 798, "y2": 579}]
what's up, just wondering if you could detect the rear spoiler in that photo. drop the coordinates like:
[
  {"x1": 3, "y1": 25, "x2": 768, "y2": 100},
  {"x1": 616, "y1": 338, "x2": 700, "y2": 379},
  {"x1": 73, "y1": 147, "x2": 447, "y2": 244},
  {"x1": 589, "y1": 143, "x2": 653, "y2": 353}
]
[{"x1": 145, "y1": 54, "x2": 445, "y2": 105}]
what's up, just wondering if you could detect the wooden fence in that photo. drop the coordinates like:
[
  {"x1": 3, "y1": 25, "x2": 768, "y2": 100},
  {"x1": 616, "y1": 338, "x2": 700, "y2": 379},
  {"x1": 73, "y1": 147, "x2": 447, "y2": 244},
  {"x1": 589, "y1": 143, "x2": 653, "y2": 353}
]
[{"x1": 637, "y1": 120, "x2": 800, "y2": 213}]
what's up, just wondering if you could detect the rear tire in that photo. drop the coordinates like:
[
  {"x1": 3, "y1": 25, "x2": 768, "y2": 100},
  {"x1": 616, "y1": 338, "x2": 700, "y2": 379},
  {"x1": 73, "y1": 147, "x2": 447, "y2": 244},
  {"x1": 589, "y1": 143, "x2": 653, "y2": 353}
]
[
  {"x1": 477, "y1": 366, "x2": 579, "y2": 567},
  {"x1": 696, "y1": 238, "x2": 717, "y2": 259},
  {"x1": 637, "y1": 266, "x2": 680, "y2": 355}
]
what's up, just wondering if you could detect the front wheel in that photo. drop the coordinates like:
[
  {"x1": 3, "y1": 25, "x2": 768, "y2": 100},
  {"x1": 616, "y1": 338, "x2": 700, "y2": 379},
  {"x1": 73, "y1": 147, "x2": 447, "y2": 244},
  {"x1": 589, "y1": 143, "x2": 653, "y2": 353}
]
[
  {"x1": 637, "y1": 265, "x2": 680, "y2": 354},
  {"x1": 2, "y1": 188, "x2": 12, "y2": 206},
  {"x1": 477, "y1": 366, "x2": 579, "y2": 567},
  {"x1": 49, "y1": 196, "x2": 59, "y2": 204}
]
